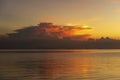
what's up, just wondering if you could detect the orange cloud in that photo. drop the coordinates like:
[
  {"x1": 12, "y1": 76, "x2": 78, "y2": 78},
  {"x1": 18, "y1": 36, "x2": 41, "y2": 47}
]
[
  {"x1": 37, "y1": 23, "x2": 92, "y2": 39},
  {"x1": 8, "y1": 22, "x2": 93, "y2": 41}
]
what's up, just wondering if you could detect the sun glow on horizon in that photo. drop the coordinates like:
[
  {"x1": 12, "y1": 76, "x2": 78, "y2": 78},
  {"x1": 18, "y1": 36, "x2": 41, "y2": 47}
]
[
  {"x1": 72, "y1": 25, "x2": 92, "y2": 35},
  {"x1": 66, "y1": 23, "x2": 77, "y2": 26},
  {"x1": 73, "y1": 30, "x2": 82, "y2": 35},
  {"x1": 81, "y1": 25, "x2": 89, "y2": 28}
]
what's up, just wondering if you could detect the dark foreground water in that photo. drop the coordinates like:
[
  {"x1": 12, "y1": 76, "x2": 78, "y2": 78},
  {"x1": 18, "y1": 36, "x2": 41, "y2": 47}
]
[{"x1": 0, "y1": 50, "x2": 120, "y2": 80}]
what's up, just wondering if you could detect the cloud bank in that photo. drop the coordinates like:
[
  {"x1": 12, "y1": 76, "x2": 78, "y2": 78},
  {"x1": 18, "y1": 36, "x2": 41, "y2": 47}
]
[
  {"x1": 1, "y1": 23, "x2": 120, "y2": 49},
  {"x1": 8, "y1": 22, "x2": 92, "y2": 41}
]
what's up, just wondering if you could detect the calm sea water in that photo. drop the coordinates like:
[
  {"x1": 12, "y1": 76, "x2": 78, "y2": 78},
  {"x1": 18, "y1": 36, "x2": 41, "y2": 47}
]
[{"x1": 0, "y1": 49, "x2": 120, "y2": 80}]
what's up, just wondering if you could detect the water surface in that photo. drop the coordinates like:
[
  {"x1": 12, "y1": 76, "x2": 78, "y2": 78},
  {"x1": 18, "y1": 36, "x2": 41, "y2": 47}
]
[{"x1": 0, "y1": 49, "x2": 120, "y2": 80}]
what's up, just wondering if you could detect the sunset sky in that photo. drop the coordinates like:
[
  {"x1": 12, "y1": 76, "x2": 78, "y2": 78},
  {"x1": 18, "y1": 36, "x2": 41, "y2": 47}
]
[{"x1": 0, "y1": 0, "x2": 120, "y2": 39}]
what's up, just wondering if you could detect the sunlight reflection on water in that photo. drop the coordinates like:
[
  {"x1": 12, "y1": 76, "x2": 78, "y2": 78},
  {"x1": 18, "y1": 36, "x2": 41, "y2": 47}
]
[{"x1": 0, "y1": 49, "x2": 120, "y2": 80}]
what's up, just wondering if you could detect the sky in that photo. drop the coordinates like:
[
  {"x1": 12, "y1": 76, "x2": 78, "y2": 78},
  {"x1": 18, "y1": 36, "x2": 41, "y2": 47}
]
[{"x1": 0, "y1": 0, "x2": 120, "y2": 39}]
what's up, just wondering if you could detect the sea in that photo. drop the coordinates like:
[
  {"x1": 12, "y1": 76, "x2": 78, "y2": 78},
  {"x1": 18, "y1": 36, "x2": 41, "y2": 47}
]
[{"x1": 0, "y1": 49, "x2": 120, "y2": 80}]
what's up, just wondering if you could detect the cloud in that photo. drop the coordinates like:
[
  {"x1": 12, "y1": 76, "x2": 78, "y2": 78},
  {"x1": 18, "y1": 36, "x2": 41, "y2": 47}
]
[{"x1": 7, "y1": 22, "x2": 92, "y2": 40}]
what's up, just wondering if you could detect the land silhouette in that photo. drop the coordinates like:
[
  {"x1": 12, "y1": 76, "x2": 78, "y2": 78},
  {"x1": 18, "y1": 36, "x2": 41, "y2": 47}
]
[{"x1": 0, "y1": 23, "x2": 120, "y2": 49}]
